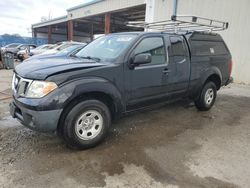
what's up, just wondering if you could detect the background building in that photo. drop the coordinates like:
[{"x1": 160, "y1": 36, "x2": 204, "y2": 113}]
[{"x1": 32, "y1": 0, "x2": 250, "y2": 84}]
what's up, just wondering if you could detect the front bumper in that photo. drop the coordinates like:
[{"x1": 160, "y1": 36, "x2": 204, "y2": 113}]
[{"x1": 10, "y1": 100, "x2": 62, "y2": 132}]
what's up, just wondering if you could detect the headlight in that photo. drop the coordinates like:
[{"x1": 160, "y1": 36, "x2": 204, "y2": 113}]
[{"x1": 26, "y1": 81, "x2": 58, "y2": 98}]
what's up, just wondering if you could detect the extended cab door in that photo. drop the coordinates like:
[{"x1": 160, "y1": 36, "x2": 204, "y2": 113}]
[
  {"x1": 167, "y1": 35, "x2": 190, "y2": 93},
  {"x1": 126, "y1": 35, "x2": 170, "y2": 109}
]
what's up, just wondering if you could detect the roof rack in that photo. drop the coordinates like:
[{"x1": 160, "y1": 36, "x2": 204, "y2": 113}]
[{"x1": 127, "y1": 15, "x2": 229, "y2": 33}]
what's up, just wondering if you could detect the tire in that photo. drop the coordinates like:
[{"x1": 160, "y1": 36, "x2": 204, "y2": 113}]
[
  {"x1": 62, "y1": 100, "x2": 111, "y2": 150},
  {"x1": 195, "y1": 81, "x2": 217, "y2": 111}
]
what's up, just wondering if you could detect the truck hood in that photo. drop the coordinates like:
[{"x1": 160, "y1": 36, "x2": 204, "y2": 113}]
[{"x1": 15, "y1": 57, "x2": 105, "y2": 80}]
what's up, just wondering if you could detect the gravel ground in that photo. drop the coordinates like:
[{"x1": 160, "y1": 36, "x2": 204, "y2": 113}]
[{"x1": 0, "y1": 69, "x2": 250, "y2": 188}]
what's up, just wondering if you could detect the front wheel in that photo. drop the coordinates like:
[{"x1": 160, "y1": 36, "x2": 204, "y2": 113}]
[
  {"x1": 195, "y1": 82, "x2": 217, "y2": 111},
  {"x1": 62, "y1": 100, "x2": 111, "y2": 150}
]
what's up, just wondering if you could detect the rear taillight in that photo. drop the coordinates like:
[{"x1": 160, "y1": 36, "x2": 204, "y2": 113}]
[{"x1": 229, "y1": 60, "x2": 233, "y2": 76}]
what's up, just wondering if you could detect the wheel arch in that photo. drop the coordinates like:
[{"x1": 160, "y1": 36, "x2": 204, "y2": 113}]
[
  {"x1": 56, "y1": 77, "x2": 124, "y2": 134},
  {"x1": 204, "y1": 74, "x2": 221, "y2": 90},
  {"x1": 57, "y1": 91, "x2": 121, "y2": 134},
  {"x1": 189, "y1": 66, "x2": 222, "y2": 100},
  {"x1": 198, "y1": 68, "x2": 222, "y2": 99},
  {"x1": 200, "y1": 66, "x2": 222, "y2": 90}
]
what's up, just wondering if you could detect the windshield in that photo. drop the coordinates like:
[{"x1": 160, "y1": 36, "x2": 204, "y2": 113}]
[
  {"x1": 57, "y1": 43, "x2": 78, "y2": 51},
  {"x1": 56, "y1": 45, "x2": 83, "y2": 55},
  {"x1": 75, "y1": 35, "x2": 137, "y2": 62},
  {"x1": 35, "y1": 45, "x2": 48, "y2": 50},
  {"x1": 19, "y1": 45, "x2": 28, "y2": 50},
  {"x1": 47, "y1": 45, "x2": 56, "y2": 49}
]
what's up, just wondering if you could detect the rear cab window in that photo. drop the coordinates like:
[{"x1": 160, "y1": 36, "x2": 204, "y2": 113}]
[
  {"x1": 169, "y1": 36, "x2": 188, "y2": 63},
  {"x1": 170, "y1": 36, "x2": 187, "y2": 56}
]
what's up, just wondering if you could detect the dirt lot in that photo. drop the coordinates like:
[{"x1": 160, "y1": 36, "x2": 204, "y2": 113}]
[{"x1": 0, "y1": 69, "x2": 250, "y2": 188}]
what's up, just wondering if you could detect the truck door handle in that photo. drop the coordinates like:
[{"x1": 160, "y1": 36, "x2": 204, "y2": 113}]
[
  {"x1": 162, "y1": 68, "x2": 170, "y2": 74},
  {"x1": 177, "y1": 58, "x2": 186, "y2": 64}
]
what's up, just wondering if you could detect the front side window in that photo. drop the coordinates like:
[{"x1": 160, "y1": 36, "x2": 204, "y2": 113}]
[
  {"x1": 134, "y1": 37, "x2": 166, "y2": 65},
  {"x1": 76, "y1": 35, "x2": 137, "y2": 62}
]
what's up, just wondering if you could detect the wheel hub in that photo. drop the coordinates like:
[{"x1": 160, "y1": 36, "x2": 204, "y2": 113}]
[
  {"x1": 205, "y1": 88, "x2": 214, "y2": 105},
  {"x1": 75, "y1": 110, "x2": 103, "y2": 140},
  {"x1": 83, "y1": 118, "x2": 95, "y2": 130}
]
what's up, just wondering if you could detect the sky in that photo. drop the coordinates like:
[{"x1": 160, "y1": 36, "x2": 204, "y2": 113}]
[{"x1": 0, "y1": 0, "x2": 93, "y2": 37}]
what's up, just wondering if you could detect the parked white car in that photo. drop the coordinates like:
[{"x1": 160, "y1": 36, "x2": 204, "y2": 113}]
[
  {"x1": 39, "y1": 42, "x2": 83, "y2": 56},
  {"x1": 29, "y1": 44, "x2": 54, "y2": 56},
  {"x1": 16, "y1": 44, "x2": 53, "y2": 61}
]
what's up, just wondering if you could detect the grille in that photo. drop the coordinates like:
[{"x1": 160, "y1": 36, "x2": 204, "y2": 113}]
[{"x1": 12, "y1": 73, "x2": 32, "y2": 96}]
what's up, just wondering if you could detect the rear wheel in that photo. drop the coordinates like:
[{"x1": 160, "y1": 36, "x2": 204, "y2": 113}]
[
  {"x1": 62, "y1": 100, "x2": 111, "y2": 149},
  {"x1": 195, "y1": 81, "x2": 217, "y2": 111}
]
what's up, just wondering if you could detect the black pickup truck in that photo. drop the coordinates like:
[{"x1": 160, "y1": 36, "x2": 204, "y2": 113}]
[{"x1": 10, "y1": 31, "x2": 233, "y2": 149}]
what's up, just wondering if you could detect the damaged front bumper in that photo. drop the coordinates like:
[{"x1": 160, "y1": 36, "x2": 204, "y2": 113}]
[{"x1": 9, "y1": 100, "x2": 62, "y2": 132}]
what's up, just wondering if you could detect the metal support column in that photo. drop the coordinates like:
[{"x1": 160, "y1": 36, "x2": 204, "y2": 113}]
[
  {"x1": 173, "y1": 0, "x2": 178, "y2": 16},
  {"x1": 90, "y1": 23, "x2": 94, "y2": 41},
  {"x1": 32, "y1": 28, "x2": 37, "y2": 38},
  {"x1": 68, "y1": 20, "x2": 74, "y2": 41},
  {"x1": 105, "y1": 13, "x2": 111, "y2": 34},
  {"x1": 48, "y1": 26, "x2": 52, "y2": 44}
]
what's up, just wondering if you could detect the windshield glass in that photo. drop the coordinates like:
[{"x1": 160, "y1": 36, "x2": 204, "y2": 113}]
[
  {"x1": 47, "y1": 45, "x2": 56, "y2": 49},
  {"x1": 57, "y1": 43, "x2": 78, "y2": 51},
  {"x1": 35, "y1": 45, "x2": 48, "y2": 50},
  {"x1": 75, "y1": 35, "x2": 137, "y2": 62},
  {"x1": 20, "y1": 45, "x2": 29, "y2": 50},
  {"x1": 56, "y1": 45, "x2": 83, "y2": 55}
]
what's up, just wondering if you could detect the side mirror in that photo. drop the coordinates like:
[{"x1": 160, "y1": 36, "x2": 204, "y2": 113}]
[{"x1": 132, "y1": 53, "x2": 152, "y2": 66}]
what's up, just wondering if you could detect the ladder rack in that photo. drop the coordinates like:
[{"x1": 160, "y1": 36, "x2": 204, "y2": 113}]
[{"x1": 127, "y1": 15, "x2": 229, "y2": 33}]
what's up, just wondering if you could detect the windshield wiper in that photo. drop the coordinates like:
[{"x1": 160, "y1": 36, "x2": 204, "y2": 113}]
[{"x1": 78, "y1": 56, "x2": 101, "y2": 62}]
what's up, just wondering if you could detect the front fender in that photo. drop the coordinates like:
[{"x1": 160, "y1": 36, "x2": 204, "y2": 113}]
[
  {"x1": 14, "y1": 77, "x2": 124, "y2": 116},
  {"x1": 61, "y1": 77, "x2": 124, "y2": 111}
]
